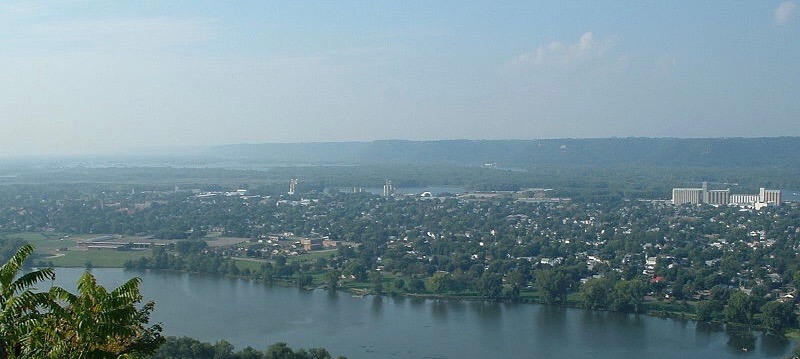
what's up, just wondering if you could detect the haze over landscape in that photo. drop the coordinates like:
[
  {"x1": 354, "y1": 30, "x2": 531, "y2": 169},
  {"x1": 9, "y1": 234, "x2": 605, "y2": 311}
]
[
  {"x1": 5, "y1": 2, "x2": 800, "y2": 359},
  {"x1": 1, "y1": 1, "x2": 799, "y2": 156}
]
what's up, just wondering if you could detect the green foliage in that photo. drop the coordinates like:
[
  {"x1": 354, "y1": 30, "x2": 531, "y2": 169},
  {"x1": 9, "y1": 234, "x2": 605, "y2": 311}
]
[
  {"x1": 477, "y1": 272, "x2": 503, "y2": 300},
  {"x1": 535, "y1": 270, "x2": 569, "y2": 304},
  {"x1": 759, "y1": 301, "x2": 796, "y2": 333},
  {"x1": 580, "y1": 277, "x2": 610, "y2": 310},
  {"x1": 0, "y1": 238, "x2": 28, "y2": 265},
  {"x1": 609, "y1": 279, "x2": 647, "y2": 313},
  {"x1": 695, "y1": 300, "x2": 723, "y2": 323},
  {"x1": 426, "y1": 272, "x2": 451, "y2": 294},
  {"x1": 0, "y1": 245, "x2": 163, "y2": 358},
  {"x1": 297, "y1": 274, "x2": 313, "y2": 288},
  {"x1": 147, "y1": 337, "x2": 347, "y2": 359},
  {"x1": 325, "y1": 270, "x2": 340, "y2": 290},
  {"x1": 342, "y1": 261, "x2": 366, "y2": 282},
  {"x1": 0, "y1": 244, "x2": 55, "y2": 358},
  {"x1": 369, "y1": 271, "x2": 383, "y2": 294},
  {"x1": 724, "y1": 291, "x2": 756, "y2": 325}
]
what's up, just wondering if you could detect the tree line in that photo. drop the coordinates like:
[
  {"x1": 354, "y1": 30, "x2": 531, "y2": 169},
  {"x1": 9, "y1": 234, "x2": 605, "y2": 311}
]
[{"x1": 0, "y1": 244, "x2": 346, "y2": 359}]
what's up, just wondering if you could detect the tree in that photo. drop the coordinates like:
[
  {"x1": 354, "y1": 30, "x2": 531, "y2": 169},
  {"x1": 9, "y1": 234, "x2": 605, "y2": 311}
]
[
  {"x1": 264, "y1": 342, "x2": 346, "y2": 359},
  {"x1": 609, "y1": 278, "x2": 647, "y2": 313},
  {"x1": 393, "y1": 278, "x2": 405, "y2": 291},
  {"x1": 724, "y1": 291, "x2": 755, "y2": 325},
  {"x1": 477, "y1": 272, "x2": 502, "y2": 300},
  {"x1": 760, "y1": 301, "x2": 795, "y2": 333},
  {"x1": 342, "y1": 261, "x2": 367, "y2": 282},
  {"x1": 297, "y1": 274, "x2": 313, "y2": 288},
  {"x1": 325, "y1": 270, "x2": 340, "y2": 291},
  {"x1": 695, "y1": 300, "x2": 722, "y2": 323},
  {"x1": 369, "y1": 271, "x2": 383, "y2": 295},
  {"x1": 1, "y1": 244, "x2": 164, "y2": 358},
  {"x1": 580, "y1": 277, "x2": 609, "y2": 309},
  {"x1": 427, "y1": 272, "x2": 451, "y2": 294},
  {"x1": 150, "y1": 337, "x2": 348, "y2": 359},
  {"x1": 37, "y1": 272, "x2": 165, "y2": 358},
  {"x1": 535, "y1": 270, "x2": 568, "y2": 304},
  {"x1": 0, "y1": 244, "x2": 55, "y2": 358}
]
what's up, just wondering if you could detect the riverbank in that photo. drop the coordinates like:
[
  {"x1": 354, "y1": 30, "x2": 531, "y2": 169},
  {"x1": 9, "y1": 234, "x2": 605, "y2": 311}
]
[
  {"x1": 49, "y1": 267, "x2": 799, "y2": 359},
  {"x1": 20, "y1": 230, "x2": 798, "y2": 340},
  {"x1": 78, "y1": 261, "x2": 795, "y2": 339}
]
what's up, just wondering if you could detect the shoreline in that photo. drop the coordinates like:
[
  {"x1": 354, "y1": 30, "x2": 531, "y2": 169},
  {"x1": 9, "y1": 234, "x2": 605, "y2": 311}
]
[{"x1": 51, "y1": 264, "x2": 798, "y2": 339}]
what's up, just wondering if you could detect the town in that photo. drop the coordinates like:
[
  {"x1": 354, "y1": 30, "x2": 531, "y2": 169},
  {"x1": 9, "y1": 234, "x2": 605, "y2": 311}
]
[{"x1": 2, "y1": 177, "x2": 799, "y2": 333}]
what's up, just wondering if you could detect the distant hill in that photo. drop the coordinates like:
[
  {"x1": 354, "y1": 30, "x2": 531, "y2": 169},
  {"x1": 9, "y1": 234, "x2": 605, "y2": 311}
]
[{"x1": 185, "y1": 137, "x2": 800, "y2": 167}]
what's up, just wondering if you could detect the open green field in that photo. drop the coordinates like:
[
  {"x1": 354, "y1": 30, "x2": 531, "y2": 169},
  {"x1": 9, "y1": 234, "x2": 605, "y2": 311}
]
[
  {"x1": 2, "y1": 232, "x2": 147, "y2": 267},
  {"x1": 230, "y1": 250, "x2": 337, "y2": 269},
  {"x1": 288, "y1": 249, "x2": 337, "y2": 263},
  {"x1": 232, "y1": 258, "x2": 264, "y2": 272}
]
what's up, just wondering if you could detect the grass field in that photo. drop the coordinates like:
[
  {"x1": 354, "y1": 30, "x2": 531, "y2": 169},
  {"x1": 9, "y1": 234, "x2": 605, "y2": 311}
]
[
  {"x1": 232, "y1": 258, "x2": 264, "y2": 272},
  {"x1": 2, "y1": 232, "x2": 148, "y2": 267},
  {"x1": 288, "y1": 249, "x2": 337, "y2": 263}
]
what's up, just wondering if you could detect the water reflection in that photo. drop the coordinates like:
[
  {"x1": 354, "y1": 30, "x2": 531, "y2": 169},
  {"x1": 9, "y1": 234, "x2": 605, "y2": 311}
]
[
  {"x1": 325, "y1": 288, "x2": 339, "y2": 302},
  {"x1": 726, "y1": 327, "x2": 756, "y2": 353},
  {"x1": 50, "y1": 268, "x2": 796, "y2": 359},
  {"x1": 296, "y1": 287, "x2": 313, "y2": 299},
  {"x1": 695, "y1": 322, "x2": 724, "y2": 348},
  {"x1": 759, "y1": 332, "x2": 793, "y2": 357},
  {"x1": 471, "y1": 301, "x2": 502, "y2": 332},
  {"x1": 536, "y1": 306, "x2": 568, "y2": 338},
  {"x1": 388, "y1": 295, "x2": 406, "y2": 307},
  {"x1": 370, "y1": 295, "x2": 384, "y2": 317},
  {"x1": 431, "y1": 299, "x2": 449, "y2": 321},
  {"x1": 408, "y1": 297, "x2": 425, "y2": 308}
]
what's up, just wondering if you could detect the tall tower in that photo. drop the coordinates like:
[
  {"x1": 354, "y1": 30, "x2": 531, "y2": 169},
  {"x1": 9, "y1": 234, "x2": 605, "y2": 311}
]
[
  {"x1": 288, "y1": 179, "x2": 299, "y2": 195},
  {"x1": 701, "y1": 181, "x2": 709, "y2": 203},
  {"x1": 383, "y1": 180, "x2": 394, "y2": 197}
]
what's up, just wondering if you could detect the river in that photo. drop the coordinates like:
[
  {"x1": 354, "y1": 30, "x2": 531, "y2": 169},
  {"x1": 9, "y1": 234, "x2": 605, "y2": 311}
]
[{"x1": 49, "y1": 268, "x2": 794, "y2": 359}]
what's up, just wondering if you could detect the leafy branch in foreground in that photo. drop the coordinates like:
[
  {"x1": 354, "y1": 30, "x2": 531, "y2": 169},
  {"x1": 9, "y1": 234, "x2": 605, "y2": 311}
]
[
  {"x1": 0, "y1": 244, "x2": 55, "y2": 358},
  {"x1": 0, "y1": 244, "x2": 163, "y2": 359}
]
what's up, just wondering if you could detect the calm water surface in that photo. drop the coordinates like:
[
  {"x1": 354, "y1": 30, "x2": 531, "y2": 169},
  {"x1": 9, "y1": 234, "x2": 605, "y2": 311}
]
[{"x1": 50, "y1": 268, "x2": 794, "y2": 359}]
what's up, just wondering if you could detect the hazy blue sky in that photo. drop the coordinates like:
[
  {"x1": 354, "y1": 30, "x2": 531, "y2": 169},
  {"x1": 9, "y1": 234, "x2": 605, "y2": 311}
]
[{"x1": 1, "y1": 1, "x2": 798, "y2": 156}]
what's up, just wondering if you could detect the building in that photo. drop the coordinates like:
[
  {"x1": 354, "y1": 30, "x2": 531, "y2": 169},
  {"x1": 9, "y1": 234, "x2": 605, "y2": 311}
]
[
  {"x1": 671, "y1": 181, "x2": 780, "y2": 208},
  {"x1": 383, "y1": 180, "x2": 395, "y2": 197},
  {"x1": 672, "y1": 188, "x2": 704, "y2": 205},
  {"x1": 730, "y1": 194, "x2": 760, "y2": 206},
  {"x1": 759, "y1": 188, "x2": 781, "y2": 205},
  {"x1": 300, "y1": 238, "x2": 323, "y2": 251},
  {"x1": 288, "y1": 179, "x2": 299, "y2": 195},
  {"x1": 706, "y1": 189, "x2": 730, "y2": 205},
  {"x1": 322, "y1": 239, "x2": 340, "y2": 248}
]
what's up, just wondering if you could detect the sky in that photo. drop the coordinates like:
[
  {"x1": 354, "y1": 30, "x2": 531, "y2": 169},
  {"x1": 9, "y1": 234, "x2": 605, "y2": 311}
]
[{"x1": 0, "y1": 1, "x2": 799, "y2": 156}]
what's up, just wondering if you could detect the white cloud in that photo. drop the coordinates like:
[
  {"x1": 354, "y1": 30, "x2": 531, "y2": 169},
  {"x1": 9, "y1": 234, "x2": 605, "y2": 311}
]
[
  {"x1": 774, "y1": 1, "x2": 797, "y2": 25},
  {"x1": 511, "y1": 32, "x2": 618, "y2": 69}
]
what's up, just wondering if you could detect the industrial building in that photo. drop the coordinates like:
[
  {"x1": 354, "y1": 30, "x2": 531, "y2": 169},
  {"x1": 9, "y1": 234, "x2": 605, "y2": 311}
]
[
  {"x1": 671, "y1": 181, "x2": 781, "y2": 207},
  {"x1": 706, "y1": 189, "x2": 730, "y2": 205},
  {"x1": 672, "y1": 188, "x2": 704, "y2": 205},
  {"x1": 759, "y1": 188, "x2": 781, "y2": 205}
]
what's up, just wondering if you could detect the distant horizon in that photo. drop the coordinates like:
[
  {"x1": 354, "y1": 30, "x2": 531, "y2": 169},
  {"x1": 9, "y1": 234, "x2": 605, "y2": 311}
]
[
  {"x1": 2, "y1": 135, "x2": 799, "y2": 161},
  {"x1": 2, "y1": 1, "x2": 798, "y2": 156}
]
